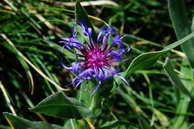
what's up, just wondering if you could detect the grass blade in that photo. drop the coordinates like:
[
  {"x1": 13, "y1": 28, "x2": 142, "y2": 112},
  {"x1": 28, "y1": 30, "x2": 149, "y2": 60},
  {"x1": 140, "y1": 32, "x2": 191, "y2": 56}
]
[
  {"x1": 168, "y1": 0, "x2": 194, "y2": 68},
  {"x1": 1, "y1": 34, "x2": 65, "y2": 91},
  {"x1": 163, "y1": 58, "x2": 192, "y2": 98}
]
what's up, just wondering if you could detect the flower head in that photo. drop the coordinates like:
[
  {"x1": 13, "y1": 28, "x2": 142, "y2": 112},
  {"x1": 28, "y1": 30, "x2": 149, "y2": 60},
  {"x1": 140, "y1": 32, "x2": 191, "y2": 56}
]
[{"x1": 60, "y1": 22, "x2": 130, "y2": 94}]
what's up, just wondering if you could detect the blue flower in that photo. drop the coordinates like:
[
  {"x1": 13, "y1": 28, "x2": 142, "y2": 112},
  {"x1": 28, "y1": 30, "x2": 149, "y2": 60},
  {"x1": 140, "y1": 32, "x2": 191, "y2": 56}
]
[{"x1": 59, "y1": 22, "x2": 130, "y2": 95}]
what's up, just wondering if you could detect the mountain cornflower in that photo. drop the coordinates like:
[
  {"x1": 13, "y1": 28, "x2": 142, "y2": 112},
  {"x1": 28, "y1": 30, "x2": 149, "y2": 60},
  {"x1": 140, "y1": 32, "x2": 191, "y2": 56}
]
[{"x1": 59, "y1": 22, "x2": 130, "y2": 95}]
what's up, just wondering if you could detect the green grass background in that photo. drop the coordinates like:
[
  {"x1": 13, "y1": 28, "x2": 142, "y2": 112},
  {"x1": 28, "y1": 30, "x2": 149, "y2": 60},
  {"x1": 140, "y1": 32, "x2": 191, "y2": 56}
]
[{"x1": 1, "y1": 0, "x2": 194, "y2": 129}]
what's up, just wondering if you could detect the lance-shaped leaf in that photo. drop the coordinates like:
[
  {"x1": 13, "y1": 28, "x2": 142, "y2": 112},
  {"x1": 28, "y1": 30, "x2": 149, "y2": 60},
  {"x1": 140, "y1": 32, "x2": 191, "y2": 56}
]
[
  {"x1": 124, "y1": 50, "x2": 164, "y2": 77},
  {"x1": 3, "y1": 112, "x2": 63, "y2": 129},
  {"x1": 123, "y1": 32, "x2": 194, "y2": 78},
  {"x1": 30, "y1": 92, "x2": 94, "y2": 119},
  {"x1": 168, "y1": 0, "x2": 194, "y2": 68}
]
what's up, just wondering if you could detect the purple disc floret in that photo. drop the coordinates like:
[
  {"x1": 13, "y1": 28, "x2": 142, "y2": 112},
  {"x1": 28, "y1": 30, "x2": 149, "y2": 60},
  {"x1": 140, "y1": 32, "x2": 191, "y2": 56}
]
[{"x1": 59, "y1": 22, "x2": 130, "y2": 95}]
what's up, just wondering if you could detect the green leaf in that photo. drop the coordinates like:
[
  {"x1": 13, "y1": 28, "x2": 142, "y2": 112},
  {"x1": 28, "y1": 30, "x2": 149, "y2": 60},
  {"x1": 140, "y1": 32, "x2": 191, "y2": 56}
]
[
  {"x1": 98, "y1": 120, "x2": 133, "y2": 129},
  {"x1": 191, "y1": 15, "x2": 194, "y2": 33},
  {"x1": 163, "y1": 58, "x2": 192, "y2": 98},
  {"x1": 63, "y1": 119, "x2": 79, "y2": 129},
  {"x1": 124, "y1": 51, "x2": 164, "y2": 77},
  {"x1": 30, "y1": 92, "x2": 94, "y2": 119},
  {"x1": 124, "y1": 32, "x2": 194, "y2": 77},
  {"x1": 77, "y1": 81, "x2": 97, "y2": 109},
  {"x1": 168, "y1": 0, "x2": 194, "y2": 68},
  {"x1": 0, "y1": 125, "x2": 11, "y2": 129},
  {"x1": 169, "y1": 59, "x2": 193, "y2": 129},
  {"x1": 3, "y1": 112, "x2": 63, "y2": 129},
  {"x1": 189, "y1": 124, "x2": 194, "y2": 129},
  {"x1": 162, "y1": 32, "x2": 194, "y2": 51},
  {"x1": 137, "y1": 114, "x2": 153, "y2": 129},
  {"x1": 75, "y1": 0, "x2": 96, "y2": 39}
]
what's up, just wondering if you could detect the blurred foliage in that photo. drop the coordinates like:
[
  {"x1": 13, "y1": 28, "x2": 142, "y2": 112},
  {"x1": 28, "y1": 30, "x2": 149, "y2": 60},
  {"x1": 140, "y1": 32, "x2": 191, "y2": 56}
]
[{"x1": 1, "y1": 0, "x2": 194, "y2": 129}]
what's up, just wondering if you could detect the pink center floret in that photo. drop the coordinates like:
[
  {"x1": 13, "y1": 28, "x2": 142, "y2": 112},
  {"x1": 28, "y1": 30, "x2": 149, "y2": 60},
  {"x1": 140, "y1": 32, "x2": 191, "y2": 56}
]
[{"x1": 83, "y1": 47, "x2": 111, "y2": 69}]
